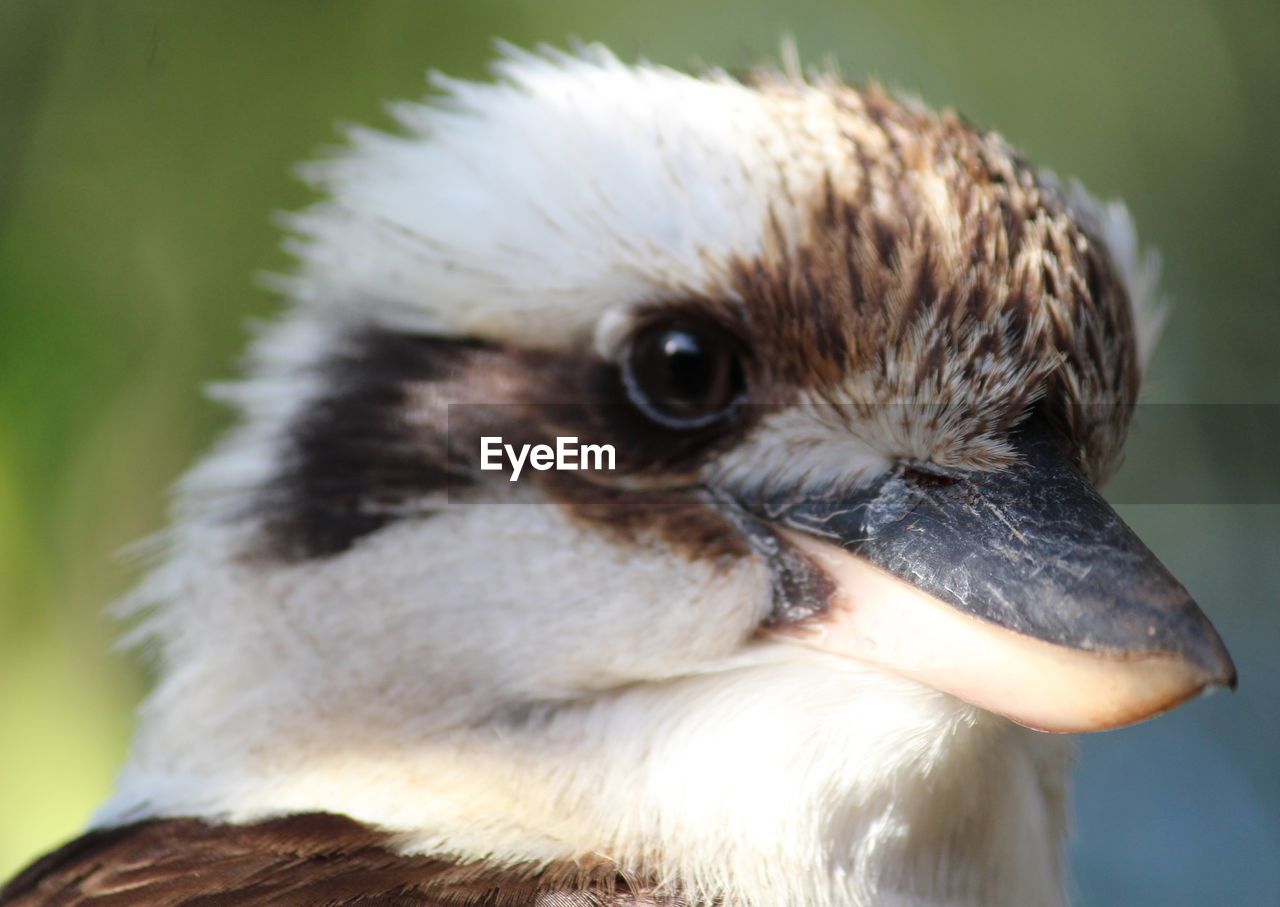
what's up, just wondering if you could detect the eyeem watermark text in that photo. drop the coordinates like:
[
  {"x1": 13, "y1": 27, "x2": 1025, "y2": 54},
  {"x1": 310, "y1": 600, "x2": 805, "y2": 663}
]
[{"x1": 480, "y1": 436, "x2": 616, "y2": 481}]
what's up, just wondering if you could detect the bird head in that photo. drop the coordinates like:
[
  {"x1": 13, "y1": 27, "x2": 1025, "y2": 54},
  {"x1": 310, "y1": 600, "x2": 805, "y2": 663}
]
[{"x1": 105, "y1": 44, "x2": 1235, "y2": 907}]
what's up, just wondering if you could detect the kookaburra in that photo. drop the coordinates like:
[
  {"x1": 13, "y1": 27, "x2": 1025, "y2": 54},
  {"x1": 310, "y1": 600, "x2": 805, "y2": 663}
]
[{"x1": 3, "y1": 45, "x2": 1236, "y2": 907}]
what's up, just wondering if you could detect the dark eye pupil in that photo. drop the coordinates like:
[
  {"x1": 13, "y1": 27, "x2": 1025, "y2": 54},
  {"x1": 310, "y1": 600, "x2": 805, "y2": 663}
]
[
  {"x1": 623, "y1": 323, "x2": 744, "y2": 429},
  {"x1": 660, "y1": 331, "x2": 716, "y2": 399}
]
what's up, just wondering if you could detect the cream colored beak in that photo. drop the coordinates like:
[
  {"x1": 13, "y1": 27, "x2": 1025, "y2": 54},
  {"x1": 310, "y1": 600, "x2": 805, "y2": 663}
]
[
  {"x1": 738, "y1": 415, "x2": 1236, "y2": 733},
  {"x1": 773, "y1": 531, "x2": 1229, "y2": 733}
]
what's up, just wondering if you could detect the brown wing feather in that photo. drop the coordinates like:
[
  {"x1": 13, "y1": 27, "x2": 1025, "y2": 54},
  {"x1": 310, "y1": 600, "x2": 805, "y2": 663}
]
[{"x1": 0, "y1": 814, "x2": 686, "y2": 906}]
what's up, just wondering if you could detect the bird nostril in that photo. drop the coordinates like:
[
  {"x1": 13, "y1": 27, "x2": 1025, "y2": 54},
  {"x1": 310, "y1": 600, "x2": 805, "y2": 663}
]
[{"x1": 902, "y1": 467, "x2": 957, "y2": 488}]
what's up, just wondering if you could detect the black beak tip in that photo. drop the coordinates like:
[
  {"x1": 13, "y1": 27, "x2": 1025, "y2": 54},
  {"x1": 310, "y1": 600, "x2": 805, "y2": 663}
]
[{"x1": 1190, "y1": 617, "x2": 1238, "y2": 693}]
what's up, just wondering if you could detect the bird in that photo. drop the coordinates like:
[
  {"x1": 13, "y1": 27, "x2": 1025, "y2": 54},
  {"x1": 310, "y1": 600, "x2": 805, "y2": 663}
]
[{"x1": 1, "y1": 43, "x2": 1237, "y2": 907}]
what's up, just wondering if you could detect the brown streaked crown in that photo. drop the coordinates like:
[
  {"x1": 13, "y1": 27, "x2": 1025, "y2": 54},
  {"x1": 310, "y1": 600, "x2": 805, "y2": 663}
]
[{"x1": 728, "y1": 77, "x2": 1141, "y2": 479}]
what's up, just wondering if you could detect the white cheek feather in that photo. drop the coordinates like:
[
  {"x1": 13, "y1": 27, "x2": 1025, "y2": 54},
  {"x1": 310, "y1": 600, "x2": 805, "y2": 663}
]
[
  {"x1": 103, "y1": 495, "x2": 1070, "y2": 907},
  {"x1": 105, "y1": 503, "x2": 1072, "y2": 906}
]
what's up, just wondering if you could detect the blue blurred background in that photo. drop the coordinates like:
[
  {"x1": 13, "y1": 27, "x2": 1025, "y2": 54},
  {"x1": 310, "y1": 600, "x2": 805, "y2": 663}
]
[{"x1": 1, "y1": 2, "x2": 1276, "y2": 903}]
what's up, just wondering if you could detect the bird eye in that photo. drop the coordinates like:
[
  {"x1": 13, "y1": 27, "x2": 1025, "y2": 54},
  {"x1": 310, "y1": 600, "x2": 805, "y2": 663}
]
[{"x1": 621, "y1": 322, "x2": 746, "y2": 429}]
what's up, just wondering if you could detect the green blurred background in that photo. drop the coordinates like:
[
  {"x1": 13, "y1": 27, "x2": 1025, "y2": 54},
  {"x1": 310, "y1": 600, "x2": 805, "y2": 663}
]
[{"x1": 1, "y1": 1, "x2": 1277, "y2": 903}]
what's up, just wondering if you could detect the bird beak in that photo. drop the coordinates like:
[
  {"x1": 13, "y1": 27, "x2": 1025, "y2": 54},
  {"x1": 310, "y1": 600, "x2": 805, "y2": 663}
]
[{"x1": 742, "y1": 416, "x2": 1237, "y2": 733}]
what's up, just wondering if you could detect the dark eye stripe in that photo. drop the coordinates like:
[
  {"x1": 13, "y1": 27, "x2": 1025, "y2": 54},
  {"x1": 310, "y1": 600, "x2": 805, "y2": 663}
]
[
  {"x1": 253, "y1": 330, "x2": 483, "y2": 561},
  {"x1": 250, "y1": 323, "x2": 762, "y2": 566}
]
